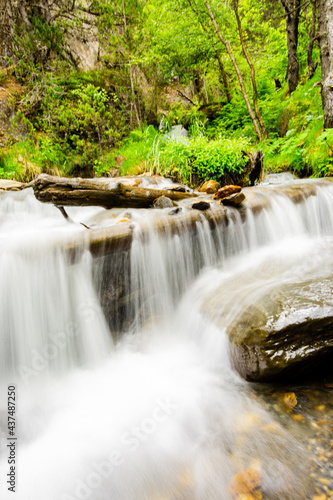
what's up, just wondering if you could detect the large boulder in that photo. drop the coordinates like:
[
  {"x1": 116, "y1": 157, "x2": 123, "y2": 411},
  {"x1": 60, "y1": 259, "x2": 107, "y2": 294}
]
[{"x1": 202, "y1": 249, "x2": 333, "y2": 382}]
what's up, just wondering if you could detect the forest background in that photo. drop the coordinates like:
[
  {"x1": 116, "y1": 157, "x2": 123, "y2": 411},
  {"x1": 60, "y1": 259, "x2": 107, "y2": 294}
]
[{"x1": 0, "y1": 0, "x2": 333, "y2": 185}]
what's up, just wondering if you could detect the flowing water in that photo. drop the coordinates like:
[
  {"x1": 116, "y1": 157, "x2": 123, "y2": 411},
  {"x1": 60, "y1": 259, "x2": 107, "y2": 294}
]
[{"x1": 0, "y1": 180, "x2": 333, "y2": 500}]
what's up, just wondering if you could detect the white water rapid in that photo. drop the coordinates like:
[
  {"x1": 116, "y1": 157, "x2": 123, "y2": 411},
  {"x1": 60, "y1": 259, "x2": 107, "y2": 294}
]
[{"x1": 0, "y1": 180, "x2": 333, "y2": 500}]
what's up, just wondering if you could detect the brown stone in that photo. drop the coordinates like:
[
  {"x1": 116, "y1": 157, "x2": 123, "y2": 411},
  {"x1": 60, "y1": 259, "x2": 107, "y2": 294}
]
[
  {"x1": 280, "y1": 392, "x2": 297, "y2": 410},
  {"x1": 199, "y1": 180, "x2": 221, "y2": 194},
  {"x1": 213, "y1": 185, "x2": 242, "y2": 200},
  {"x1": 221, "y1": 192, "x2": 246, "y2": 207}
]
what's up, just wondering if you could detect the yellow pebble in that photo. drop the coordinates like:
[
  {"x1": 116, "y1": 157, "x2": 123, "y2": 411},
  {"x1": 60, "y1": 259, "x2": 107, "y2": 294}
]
[
  {"x1": 292, "y1": 414, "x2": 305, "y2": 421},
  {"x1": 281, "y1": 392, "x2": 297, "y2": 409},
  {"x1": 117, "y1": 217, "x2": 131, "y2": 223},
  {"x1": 318, "y1": 478, "x2": 331, "y2": 486}
]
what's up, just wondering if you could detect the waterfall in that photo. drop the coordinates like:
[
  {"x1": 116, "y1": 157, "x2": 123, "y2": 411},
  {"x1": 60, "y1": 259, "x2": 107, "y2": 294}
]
[
  {"x1": 0, "y1": 180, "x2": 332, "y2": 500},
  {"x1": 0, "y1": 190, "x2": 112, "y2": 379}
]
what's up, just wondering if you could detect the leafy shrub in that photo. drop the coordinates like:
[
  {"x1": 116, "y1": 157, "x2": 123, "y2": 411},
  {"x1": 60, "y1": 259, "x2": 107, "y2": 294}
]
[{"x1": 149, "y1": 134, "x2": 250, "y2": 184}]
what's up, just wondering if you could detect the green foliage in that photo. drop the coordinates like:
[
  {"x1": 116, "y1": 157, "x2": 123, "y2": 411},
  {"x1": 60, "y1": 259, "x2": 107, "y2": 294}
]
[
  {"x1": 117, "y1": 123, "x2": 250, "y2": 185},
  {"x1": 1, "y1": 0, "x2": 330, "y2": 184},
  {"x1": 10, "y1": 15, "x2": 65, "y2": 83},
  {"x1": 0, "y1": 153, "x2": 18, "y2": 180},
  {"x1": 0, "y1": 70, "x2": 7, "y2": 86},
  {"x1": 259, "y1": 75, "x2": 333, "y2": 177},
  {"x1": 153, "y1": 135, "x2": 249, "y2": 184},
  {"x1": 0, "y1": 137, "x2": 67, "y2": 181}
]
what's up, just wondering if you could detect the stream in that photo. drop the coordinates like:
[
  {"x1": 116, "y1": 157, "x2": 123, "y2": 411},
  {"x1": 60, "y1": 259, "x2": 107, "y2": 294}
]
[{"x1": 0, "y1": 179, "x2": 333, "y2": 500}]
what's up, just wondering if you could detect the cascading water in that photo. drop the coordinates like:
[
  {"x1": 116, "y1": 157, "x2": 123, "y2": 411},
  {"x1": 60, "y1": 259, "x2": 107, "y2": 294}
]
[{"x1": 0, "y1": 179, "x2": 333, "y2": 500}]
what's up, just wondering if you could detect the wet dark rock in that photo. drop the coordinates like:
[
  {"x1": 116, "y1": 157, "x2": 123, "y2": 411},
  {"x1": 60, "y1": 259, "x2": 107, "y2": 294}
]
[
  {"x1": 153, "y1": 195, "x2": 174, "y2": 209},
  {"x1": 166, "y1": 184, "x2": 191, "y2": 193},
  {"x1": 192, "y1": 201, "x2": 211, "y2": 211},
  {"x1": 168, "y1": 207, "x2": 182, "y2": 215},
  {"x1": 221, "y1": 192, "x2": 246, "y2": 207},
  {"x1": 203, "y1": 273, "x2": 333, "y2": 383}
]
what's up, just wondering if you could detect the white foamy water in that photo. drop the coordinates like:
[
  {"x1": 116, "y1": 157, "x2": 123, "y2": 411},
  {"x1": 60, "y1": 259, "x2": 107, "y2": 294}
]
[{"x1": 0, "y1": 180, "x2": 333, "y2": 500}]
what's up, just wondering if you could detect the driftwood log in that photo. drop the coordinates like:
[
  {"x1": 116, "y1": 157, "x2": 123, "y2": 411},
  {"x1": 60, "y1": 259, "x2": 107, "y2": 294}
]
[{"x1": 32, "y1": 174, "x2": 196, "y2": 209}]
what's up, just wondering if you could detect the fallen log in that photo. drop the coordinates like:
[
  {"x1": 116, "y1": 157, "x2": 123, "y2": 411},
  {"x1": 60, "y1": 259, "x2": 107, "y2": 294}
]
[
  {"x1": 32, "y1": 174, "x2": 196, "y2": 209},
  {"x1": 0, "y1": 179, "x2": 26, "y2": 191}
]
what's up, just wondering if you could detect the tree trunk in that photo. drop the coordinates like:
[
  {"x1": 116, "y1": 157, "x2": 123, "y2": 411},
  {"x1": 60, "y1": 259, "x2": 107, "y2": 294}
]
[
  {"x1": 232, "y1": 0, "x2": 267, "y2": 138},
  {"x1": 281, "y1": 0, "x2": 301, "y2": 93},
  {"x1": 203, "y1": 0, "x2": 263, "y2": 140},
  {"x1": 307, "y1": 0, "x2": 318, "y2": 78},
  {"x1": 215, "y1": 51, "x2": 232, "y2": 102},
  {"x1": 185, "y1": 0, "x2": 232, "y2": 102},
  {"x1": 318, "y1": 0, "x2": 333, "y2": 128},
  {"x1": 32, "y1": 174, "x2": 196, "y2": 209}
]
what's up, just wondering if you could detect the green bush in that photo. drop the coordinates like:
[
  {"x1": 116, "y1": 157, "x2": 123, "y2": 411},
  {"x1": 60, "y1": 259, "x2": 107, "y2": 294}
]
[
  {"x1": 116, "y1": 124, "x2": 250, "y2": 185},
  {"x1": 148, "y1": 133, "x2": 250, "y2": 184}
]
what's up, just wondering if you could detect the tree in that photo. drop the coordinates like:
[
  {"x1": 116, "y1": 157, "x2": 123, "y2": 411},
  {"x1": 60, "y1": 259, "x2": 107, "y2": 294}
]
[
  {"x1": 201, "y1": 0, "x2": 264, "y2": 140},
  {"x1": 307, "y1": 0, "x2": 318, "y2": 78},
  {"x1": 232, "y1": 0, "x2": 267, "y2": 138},
  {"x1": 318, "y1": 0, "x2": 333, "y2": 128},
  {"x1": 281, "y1": 0, "x2": 302, "y2": 93}
]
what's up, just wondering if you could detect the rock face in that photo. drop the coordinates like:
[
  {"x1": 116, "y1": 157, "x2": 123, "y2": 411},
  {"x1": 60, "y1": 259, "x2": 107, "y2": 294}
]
[
  {"x1": 199, "y1": 180, "x2": 221, "y2": 194},
  {"x1": 213, "y1": 185, "x2": 242, "y2": 200},
  {"x1": 202, "y1": 254, "x2": 333, "y2": 382}
]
